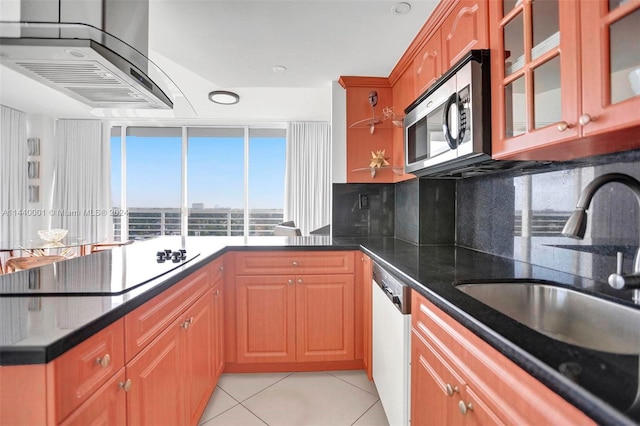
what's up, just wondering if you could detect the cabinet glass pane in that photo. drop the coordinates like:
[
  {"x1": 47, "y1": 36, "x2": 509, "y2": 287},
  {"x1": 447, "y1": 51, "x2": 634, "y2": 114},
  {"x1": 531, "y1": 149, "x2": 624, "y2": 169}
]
[
  {"x1": 610, "y1": 8, "x2": 640, "y2": 104},
  {"x1": 504, "y1": 12, "x2": 525, "y2": 75},
  {"x1": 533, "y1": 56, "x2": 562, "y2": 129},
  {"x1": 503, "y1": 0, "x2": 520, "y2": 16},
  {"x1": 532, "y1": 0, "x2": 559, "y2": 60},
  {"x1": 505, "y1": 75, "x2": 527, "y2": 138},
  {"x1": 609, "y1": 0, "x2": 626, "y2": 11}
]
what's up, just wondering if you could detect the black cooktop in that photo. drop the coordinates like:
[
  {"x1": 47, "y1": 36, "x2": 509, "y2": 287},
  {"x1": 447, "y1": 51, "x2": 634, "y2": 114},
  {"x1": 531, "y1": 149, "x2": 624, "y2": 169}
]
[{"x1": 0, "y1": 246, "x2": 200, "y2": 297}]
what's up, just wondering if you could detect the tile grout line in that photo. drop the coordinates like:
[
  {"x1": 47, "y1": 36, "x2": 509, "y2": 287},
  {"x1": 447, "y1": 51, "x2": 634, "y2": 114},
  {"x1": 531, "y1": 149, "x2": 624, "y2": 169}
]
[
  {"x1": 349, "y1": 399, "x2": 384, "y2": 426},
  {"x1": 199, "y1": 387, "x2": 241, "y2": 425},
  {"x1": 224, "y1": 372, "x2": 294, "y2": 403},
  {"x1": 326, "y1": 371, "x2": 380, "y2": 397}
]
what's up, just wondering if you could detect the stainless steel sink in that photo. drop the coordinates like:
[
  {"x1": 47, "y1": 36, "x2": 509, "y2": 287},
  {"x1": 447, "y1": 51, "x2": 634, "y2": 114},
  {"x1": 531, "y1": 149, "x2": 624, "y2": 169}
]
[{"x1": 455, "y1": 282, "x2": 640, "y2": 355}]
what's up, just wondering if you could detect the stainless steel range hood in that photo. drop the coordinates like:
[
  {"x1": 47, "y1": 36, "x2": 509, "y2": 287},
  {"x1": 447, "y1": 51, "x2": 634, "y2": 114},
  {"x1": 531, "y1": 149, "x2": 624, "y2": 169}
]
[{"x1": 0, "y1": 0, "x2": 173, "y2": 110}]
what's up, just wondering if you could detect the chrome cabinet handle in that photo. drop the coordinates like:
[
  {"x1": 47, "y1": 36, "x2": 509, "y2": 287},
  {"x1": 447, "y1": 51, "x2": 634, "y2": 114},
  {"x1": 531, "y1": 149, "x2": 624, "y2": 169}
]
[
  {"x1": 218, "y1": 265, "x2": 224, "y2": 272},
  {"x1": 458, "y1": 401, "x2": 473, "y2": 415},
  {"x1": 445, "y1": 384, "x2": 459, "y2": 396},
  {"x1": 95, "y1": 353, "x2": 111, "y2": 368},
  {"x1": 214, "y1": 289, "x2": 220, "y2": 296},
  {"x1": 297, "y1": 278, "x2": 303, "y2": 284},
  {"x1": 292, "y1": 261, "x2": 299, "y2": 267},
  {"x1": 287, "y1": 279, "x2": 294, "y2": 285},
  {"x1": 119, "y1": 379, "x2": 132, "y2": 392}
]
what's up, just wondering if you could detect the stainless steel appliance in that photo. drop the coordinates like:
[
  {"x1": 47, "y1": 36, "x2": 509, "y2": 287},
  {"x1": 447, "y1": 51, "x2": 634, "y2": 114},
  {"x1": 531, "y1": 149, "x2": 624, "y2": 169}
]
[
  {"x1": 0, "y1": 0, "x2": 173, "y2": 110},
  {"x1": 372, "y1": 261, "x2": 411, "y2": 426},
  {"x1": 404, "y1": 50, "x2": 491, "y2": 177}
]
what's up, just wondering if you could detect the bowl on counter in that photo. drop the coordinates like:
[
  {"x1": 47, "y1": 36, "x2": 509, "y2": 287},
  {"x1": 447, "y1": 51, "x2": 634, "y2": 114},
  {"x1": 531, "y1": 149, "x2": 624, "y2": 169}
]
[{"x1": 37, "y1": 229, "x2": 68, "y2": 243}]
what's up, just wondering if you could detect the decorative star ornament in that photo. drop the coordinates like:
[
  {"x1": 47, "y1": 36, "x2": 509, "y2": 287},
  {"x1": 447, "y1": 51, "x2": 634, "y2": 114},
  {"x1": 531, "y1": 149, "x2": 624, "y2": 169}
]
[{"x1": 370, "y1": 150, "x2": 390, "y2": 169}]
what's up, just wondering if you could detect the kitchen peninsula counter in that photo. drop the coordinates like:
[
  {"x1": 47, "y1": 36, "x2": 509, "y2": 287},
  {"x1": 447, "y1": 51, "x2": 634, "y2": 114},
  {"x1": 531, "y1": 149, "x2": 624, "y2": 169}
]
[{"x1": 1, "y1": 236, "x2": 638, "y2": 425}]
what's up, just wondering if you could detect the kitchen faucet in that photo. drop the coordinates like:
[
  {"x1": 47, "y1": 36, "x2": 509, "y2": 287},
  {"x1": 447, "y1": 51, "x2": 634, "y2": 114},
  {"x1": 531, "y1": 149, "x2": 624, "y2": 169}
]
[{"x1": 561, "y1": 173, "x2": 640, "y2": 303}]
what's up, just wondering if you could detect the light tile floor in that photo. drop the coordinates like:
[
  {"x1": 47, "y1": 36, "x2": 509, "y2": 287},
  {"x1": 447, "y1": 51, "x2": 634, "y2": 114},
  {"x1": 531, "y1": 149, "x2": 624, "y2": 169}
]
[{"x1": 198, "y1": 370, "x2": 390, "y2": 426}]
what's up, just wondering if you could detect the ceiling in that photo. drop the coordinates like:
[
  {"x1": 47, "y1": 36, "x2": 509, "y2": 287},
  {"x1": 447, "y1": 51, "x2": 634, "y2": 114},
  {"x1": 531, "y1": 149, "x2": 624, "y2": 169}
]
[{"x1": 0, "y1": 0, "x2": 438, "y2": 123}]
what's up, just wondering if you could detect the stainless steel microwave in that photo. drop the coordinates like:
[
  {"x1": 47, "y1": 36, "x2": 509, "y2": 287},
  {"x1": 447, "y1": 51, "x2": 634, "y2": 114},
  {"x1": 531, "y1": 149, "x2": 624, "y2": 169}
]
[{"x1": 404, "y1": 50, "x2": 491, "y2": 177}]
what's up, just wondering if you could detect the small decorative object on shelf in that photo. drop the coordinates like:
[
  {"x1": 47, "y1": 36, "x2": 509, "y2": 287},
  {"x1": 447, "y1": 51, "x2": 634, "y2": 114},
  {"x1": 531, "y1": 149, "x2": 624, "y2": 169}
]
[
  {"x1": 382, "y1": 106, "x2": 404, "y2": 128},
  {"x1": 28, "y1": 185, "x2": 39, "y2": 203},
  {"x1": 369, "y1": 149, "x2": 390, "y2": 177}
]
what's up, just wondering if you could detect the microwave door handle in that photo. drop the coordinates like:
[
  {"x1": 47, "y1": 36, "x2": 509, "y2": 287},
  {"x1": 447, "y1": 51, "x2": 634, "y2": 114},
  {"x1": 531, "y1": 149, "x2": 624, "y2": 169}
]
[{"x1": 442, "y1": 93, "x2": 459, "y2": 150}]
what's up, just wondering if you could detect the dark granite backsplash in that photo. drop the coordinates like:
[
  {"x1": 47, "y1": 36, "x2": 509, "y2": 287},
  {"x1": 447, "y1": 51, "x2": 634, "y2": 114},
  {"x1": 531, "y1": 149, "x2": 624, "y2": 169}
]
[
  {"x1": 332, "y1": 183, "x2": 395, "y2": 237},
  {"x1": 333, "y1": 148, "x2": 640, "y2": 284}
]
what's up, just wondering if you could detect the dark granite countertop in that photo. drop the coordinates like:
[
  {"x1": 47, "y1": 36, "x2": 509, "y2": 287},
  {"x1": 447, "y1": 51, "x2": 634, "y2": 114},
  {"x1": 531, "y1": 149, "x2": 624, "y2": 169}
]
[{"x1": 1, "y1": 236, "x2": 638, "y2": 425}]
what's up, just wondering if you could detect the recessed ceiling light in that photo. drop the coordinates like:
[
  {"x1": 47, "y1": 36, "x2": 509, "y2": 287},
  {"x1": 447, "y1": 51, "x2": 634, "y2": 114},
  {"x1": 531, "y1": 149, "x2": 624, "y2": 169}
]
[
  {"x1": 392, "y1": 2, "x2": 411, "y2": 15},
  {"x1": 273, "y1": 65, "x2": 287, "y2": 73},
  {"x1": 208, "y1": 90, "x2": 240, "y2": 105}
]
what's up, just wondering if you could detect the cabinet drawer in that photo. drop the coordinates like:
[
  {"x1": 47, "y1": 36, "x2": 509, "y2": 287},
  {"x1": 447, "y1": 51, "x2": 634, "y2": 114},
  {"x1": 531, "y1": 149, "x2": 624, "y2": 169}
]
[
  {"x1": 59, "y1": 368, "x2": 127, "y2": 426},
  {"x1": 235, "y1": 251, "x2": 355, "y2": 275},
  {"x1": 411, "y1": 291, "x2": 594, "y2": 425},
  {"x1": 125, "y1": 268, "x2": 210, "y2": 361},
  {"x1": 53, "y1": 319, "x2": 125, "y2": 423}
]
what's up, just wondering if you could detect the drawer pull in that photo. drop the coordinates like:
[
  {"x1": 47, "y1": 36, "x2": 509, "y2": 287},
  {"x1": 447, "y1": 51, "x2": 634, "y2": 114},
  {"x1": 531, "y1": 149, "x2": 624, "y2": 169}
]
[
  {"x1": 119, "y1": 379, "x2": 132, "y2": 392},
  {"x1": 218, "y1": 265, "x2": 224, "y2": 272},
  {"x1": 292, "y1": 261, "x2": 299, "y2": 267},
  {"x1": 578, "y1": 113, "x2": 593, "y2": 126},
  {"x1": 445, "y1": 384, "x2": 459, "y2": 396},
  {"x1": 181, "y1": 317, "x2": 194, "y2": 329},
  {"x1": 95, "y1": 354, "x2": 111, "y2": 368},
  {"x1": 288, "y1": 279, "x2": 294, "y2": 285},
  {"x1": 297, "y1": 278, "x2": 303, "y2": 284},
  {"x1": 214, "y1": 289, "x2": 220, "y2": 296},
  {"x1": 458, "y1": 401, "x2": 473, "y2": 415}
]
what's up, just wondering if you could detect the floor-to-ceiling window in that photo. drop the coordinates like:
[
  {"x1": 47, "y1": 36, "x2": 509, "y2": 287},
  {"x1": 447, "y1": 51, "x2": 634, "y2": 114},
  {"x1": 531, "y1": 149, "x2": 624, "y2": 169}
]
[{"x1": 111, "y1": 125, "x2": 286, "y2": 240}]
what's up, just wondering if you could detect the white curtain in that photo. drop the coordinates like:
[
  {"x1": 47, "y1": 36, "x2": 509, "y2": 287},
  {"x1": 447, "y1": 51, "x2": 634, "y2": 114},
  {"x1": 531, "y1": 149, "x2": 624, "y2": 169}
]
[
  {"x1": 0, "y1": 105, "x2": 28, "y2": 245},
  {"x1": 284, "y1": 122, "x2": 331, "y2": 236},
  {"x1": 51, "y1": 120, "x2": 113, "y2": 244}
]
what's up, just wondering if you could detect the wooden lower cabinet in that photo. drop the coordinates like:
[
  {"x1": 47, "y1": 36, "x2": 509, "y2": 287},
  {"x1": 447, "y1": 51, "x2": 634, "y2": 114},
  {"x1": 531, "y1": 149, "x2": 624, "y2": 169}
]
[
  {"x1": 59, "y1": 369, "x2": 128, "y2": 426},
  {"x1": 411, "y1": 290, "x2": 595, "y2": 426},
  {"x1": 235, "y1": 273, "x2": 355, "y2": 364},
  {"x1": 212, "y1": 278, "x2": 225, "y2": 378}
]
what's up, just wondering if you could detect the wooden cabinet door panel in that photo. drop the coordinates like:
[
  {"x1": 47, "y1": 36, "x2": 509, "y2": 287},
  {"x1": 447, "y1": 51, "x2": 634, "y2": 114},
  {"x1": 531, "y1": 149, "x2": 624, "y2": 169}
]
[
  {"x1": 125, "y1": 269, "x2": 210, "y2": 362},
  {"x1": 236, "y1": 275, "x2": 296, "y2": 363},
  {"x1": 54, "y1": 319, "x2": 125, "y2": 423},
  {"x1": 235, "y1": 251, "x2": 355, "y2": 275},
  {"x1": 295, "y1": 274, "x2": 355, "y2": 362},
  {"x1": 411, "y1": 330, "x2": 462, "y2": 426},
  {"x1": 415, "y1": 30, "x2": 442, "y2": 96},
  {"x1": 59, "y1": 369, "x2": 127, "y2": 426},
  {"x1": 580, "y1": 1, "x2": 640, "y2": 137},
  {"x1": 411, "y1": 291, "x2": 595, "y2": 426},
  {"x1": 126, "y1": 317, "x2": 185, "y2": 426},
  {"x1": 462, "y1": 385, "x2": 505, "y2": 426},
  {"x1": 361, "y1": 254, "x2": 373, "y2": 380},
  {"x1": 185, "y1": 289, "x2": 215, "y2": 426},
  {"x1": 441, "y1": 0, "x2": 489, "y2": 70}
]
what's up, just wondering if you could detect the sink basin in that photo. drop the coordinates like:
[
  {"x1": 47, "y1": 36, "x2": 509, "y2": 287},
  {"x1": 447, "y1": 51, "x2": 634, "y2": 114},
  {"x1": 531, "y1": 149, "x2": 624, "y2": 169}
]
[{"x1": 455, "y1": 282, "x2": 640, "y2": 355}]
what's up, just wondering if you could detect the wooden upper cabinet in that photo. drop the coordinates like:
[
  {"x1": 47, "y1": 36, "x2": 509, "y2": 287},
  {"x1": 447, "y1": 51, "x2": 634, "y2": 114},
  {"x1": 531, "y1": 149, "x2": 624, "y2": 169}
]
[
  {"x1": 491, "y1": 0, "x2": 640, "y2": 161},
  {"x1": 414, "y1": 30, "x2": 443, "y2": 96},
  {"x1": 580, "y1": 1, "x2": 640, "y2": 137},
  {"x1": 441, "y1": 0, "x2": 489, "y2": 70},
  {"x1": 490, "y1": 0, "x2": 581, "y2": 160}
]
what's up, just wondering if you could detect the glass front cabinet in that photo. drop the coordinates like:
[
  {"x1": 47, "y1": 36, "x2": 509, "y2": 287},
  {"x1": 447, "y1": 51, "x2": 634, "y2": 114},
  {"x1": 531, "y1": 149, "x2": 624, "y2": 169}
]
[{"x1": 490, "y1": 0, "x2": 640, "y2": 160}]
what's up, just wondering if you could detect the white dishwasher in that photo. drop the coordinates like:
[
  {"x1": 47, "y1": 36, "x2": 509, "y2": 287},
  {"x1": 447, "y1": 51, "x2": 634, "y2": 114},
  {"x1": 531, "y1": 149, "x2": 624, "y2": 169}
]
[{"x1": 372, "y1": 262, "x2": 412, "y2": 426}]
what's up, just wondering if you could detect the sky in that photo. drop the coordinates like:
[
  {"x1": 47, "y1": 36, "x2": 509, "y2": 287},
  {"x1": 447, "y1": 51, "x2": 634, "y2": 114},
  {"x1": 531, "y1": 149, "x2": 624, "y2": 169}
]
[{"x1": 111, "y1": 134, "x2": 286, "y2": 209}]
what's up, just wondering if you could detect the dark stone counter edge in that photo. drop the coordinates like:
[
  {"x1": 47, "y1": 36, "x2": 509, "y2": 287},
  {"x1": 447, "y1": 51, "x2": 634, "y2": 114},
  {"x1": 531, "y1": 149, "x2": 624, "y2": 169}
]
[
  {"x1": 359, "y1": 247, "x2": 637, "y2": 426},
  {"x1": 0, "y1": 241, "x2": 634, "y2": 426},
  {"x1": 0, "y1": 244, "x2": 361, "y2": 365}
]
